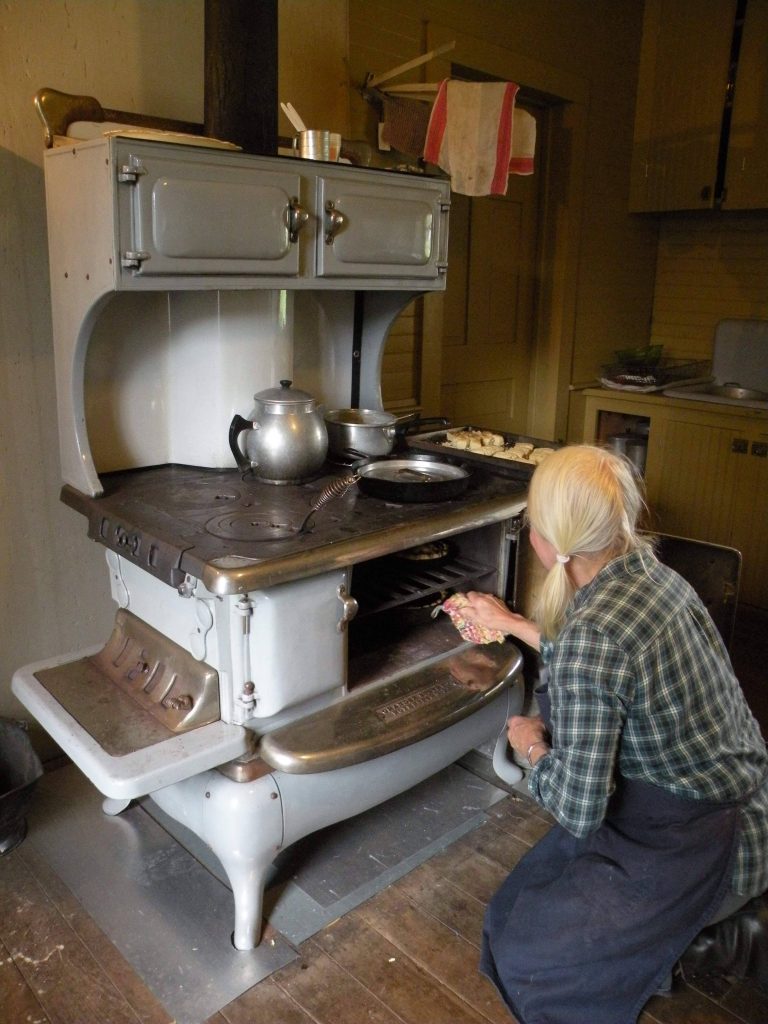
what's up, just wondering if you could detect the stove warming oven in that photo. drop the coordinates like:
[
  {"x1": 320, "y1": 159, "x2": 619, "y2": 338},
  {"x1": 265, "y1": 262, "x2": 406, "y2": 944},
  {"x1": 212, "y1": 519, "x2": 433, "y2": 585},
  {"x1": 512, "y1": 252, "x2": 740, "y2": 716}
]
[{"x1": 12, "y1": 134, "x2": 529, "y2": 949}]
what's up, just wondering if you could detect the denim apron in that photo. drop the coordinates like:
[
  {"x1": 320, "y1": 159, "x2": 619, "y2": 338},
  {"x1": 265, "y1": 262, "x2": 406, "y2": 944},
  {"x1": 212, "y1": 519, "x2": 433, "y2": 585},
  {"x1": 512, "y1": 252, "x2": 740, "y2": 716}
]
[{"x1": 480, "y1": 677, "x2": 743, "y2": 1024}]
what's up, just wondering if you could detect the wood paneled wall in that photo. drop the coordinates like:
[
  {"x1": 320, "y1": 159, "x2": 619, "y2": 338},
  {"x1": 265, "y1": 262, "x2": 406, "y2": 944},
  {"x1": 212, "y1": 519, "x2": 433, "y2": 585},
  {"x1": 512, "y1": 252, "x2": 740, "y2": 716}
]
[{"x1": 650, "y1": 212, "x2": 768, "y2": 360}]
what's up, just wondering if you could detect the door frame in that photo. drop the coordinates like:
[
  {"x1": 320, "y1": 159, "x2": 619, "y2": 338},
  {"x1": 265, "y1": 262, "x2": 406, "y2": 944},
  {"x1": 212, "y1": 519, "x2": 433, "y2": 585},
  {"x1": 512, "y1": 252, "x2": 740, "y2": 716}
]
[{"x1": 423, "y1": 24, "x2": 589, "y2": 442}]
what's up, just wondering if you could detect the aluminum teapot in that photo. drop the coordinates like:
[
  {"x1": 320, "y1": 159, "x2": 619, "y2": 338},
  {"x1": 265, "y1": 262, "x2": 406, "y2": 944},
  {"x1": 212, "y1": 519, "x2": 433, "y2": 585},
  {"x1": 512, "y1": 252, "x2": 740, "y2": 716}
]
[{"x1": 228, "y1": 380, "x2": 328, "y2": 484}]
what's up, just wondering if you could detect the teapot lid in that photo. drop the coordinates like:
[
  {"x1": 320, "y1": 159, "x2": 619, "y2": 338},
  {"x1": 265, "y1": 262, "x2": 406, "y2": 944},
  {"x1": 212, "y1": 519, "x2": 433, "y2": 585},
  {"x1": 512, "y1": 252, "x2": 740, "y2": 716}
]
[{"x1": 253, "y1": 379, "x2": 317, "y2": 407}]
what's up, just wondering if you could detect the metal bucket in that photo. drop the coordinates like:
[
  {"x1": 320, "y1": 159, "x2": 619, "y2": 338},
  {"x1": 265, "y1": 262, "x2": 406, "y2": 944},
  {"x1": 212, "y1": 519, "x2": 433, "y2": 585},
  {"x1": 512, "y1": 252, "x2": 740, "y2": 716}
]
[
  {"x1": 293, "y1": 130, "x2": 341, "y2": 162},
  {"x1": 608, "y1": 433, "x2": 647, "y2": 475},
  {"x1": 0, "y1": 719, "x2": 43, "y2": 855}
]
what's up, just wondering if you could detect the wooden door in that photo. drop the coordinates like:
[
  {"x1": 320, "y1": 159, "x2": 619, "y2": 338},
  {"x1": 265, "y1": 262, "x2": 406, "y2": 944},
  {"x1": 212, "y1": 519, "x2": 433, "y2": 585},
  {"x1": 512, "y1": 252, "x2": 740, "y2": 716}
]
[{"x1": 439, "y1": 167, "x2": 540, "y2": 434}]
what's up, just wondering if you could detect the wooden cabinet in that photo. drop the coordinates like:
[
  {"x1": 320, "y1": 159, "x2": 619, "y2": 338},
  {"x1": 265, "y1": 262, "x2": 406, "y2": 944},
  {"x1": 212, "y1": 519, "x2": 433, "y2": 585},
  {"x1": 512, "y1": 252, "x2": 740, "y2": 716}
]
[
  {"x1": 723, "y1": 0, "x2": 768, "y2": 208},
  {"x1": 582, "y1": 390, "x2": 768, "y2": 609},
  {"x1": 630, "y1": 0, "x2": 768, "y2": 212}
]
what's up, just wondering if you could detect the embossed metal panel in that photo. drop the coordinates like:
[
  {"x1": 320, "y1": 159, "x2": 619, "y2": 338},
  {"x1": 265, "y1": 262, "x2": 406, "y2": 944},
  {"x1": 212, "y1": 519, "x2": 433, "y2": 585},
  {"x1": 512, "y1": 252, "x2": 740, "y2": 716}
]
[{"x1": 119, "y1": 142, "x2": 302, "y2": 277}]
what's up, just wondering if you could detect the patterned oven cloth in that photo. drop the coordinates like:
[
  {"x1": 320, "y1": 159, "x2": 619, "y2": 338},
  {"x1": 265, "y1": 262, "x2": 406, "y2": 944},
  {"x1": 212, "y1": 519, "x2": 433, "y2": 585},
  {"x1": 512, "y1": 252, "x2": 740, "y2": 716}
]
[{"x1": 435, "y1": 593, "x2": 506, "y2": 644}]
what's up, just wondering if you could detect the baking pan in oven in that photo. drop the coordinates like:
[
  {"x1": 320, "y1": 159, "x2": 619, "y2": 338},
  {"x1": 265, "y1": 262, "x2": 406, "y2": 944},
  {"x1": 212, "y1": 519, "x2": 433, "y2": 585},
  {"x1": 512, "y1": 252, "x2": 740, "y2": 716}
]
[{"x1": 405, "y1": 426, "x2": 562, "y2": 480}]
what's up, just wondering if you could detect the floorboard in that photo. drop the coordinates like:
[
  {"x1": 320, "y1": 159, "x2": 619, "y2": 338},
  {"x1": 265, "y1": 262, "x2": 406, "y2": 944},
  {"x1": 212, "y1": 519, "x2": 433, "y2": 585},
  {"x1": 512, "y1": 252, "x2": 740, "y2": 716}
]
[{"x1": 2, "y1": 602, "x2": 765, "y2": 1024}]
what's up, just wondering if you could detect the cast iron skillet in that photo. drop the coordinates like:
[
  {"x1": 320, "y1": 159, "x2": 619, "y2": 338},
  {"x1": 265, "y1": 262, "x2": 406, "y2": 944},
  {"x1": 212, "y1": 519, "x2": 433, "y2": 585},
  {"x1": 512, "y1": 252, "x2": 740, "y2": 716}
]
[
  {"x1": 297, "y1": 452, "x2": 472, "y2": 533},
  {"x1": 349, "y1": 452, "x2": 471, "y2": 503}
]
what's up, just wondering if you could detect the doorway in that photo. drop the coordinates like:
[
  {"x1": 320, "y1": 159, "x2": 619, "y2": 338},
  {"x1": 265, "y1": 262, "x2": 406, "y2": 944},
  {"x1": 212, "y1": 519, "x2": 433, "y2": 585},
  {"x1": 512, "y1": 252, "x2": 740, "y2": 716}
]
[
  {"x1": 380, "y1": 100, "x2": 543, "y2": 435},
  {"x1": 439, "y1": 104, "x2": 542, "y2": 434}
]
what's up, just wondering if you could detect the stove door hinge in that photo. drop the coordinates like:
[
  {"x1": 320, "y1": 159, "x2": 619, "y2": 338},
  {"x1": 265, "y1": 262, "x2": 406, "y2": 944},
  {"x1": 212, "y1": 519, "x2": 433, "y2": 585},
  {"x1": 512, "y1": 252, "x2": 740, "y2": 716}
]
[
  {"x1": 177, "y1": 574, "x2": 197, "y2": 598},
  {"x1": 191, "y1": 596, "x2": 215, "y2": 662},
  {"x1": 117, "y1": 156, "x2": 147, "y2": 184},
  {"x1": 121, "y1": 250, "x2": 150, "y2": 270},
  {"x1": 106, "y1": 550, "x2": 129, "y2": 608},
  {"x1": 505, "y1": 511, "x2": 526, "y2": 542}
]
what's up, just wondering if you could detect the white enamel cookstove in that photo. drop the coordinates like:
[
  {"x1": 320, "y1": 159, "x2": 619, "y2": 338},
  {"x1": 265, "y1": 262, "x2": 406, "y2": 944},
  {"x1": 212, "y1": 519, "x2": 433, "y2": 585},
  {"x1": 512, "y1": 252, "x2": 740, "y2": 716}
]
[{"x1": 13, "y1": 134, "x2": 528, "y2": 949}]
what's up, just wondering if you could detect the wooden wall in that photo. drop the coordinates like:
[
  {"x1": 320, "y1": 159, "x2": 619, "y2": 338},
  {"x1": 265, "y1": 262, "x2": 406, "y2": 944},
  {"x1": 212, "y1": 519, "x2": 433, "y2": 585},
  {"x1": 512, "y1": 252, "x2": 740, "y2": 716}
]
[
  {"x1": 650, "y1": 212, "x2": 768, "y2": 360},
  {"x1": 347, "y1": 1, "x2": 660, "y2": 439}
]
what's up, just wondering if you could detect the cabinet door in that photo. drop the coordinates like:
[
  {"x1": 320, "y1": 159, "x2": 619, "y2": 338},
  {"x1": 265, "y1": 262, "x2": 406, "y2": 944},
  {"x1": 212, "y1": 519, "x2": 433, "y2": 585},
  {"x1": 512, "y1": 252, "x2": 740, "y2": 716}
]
[
  {"x1": 117, "y1": 142, "x2": 303, "y2": 279},
  {"x1": 723, "y1": 0, "x2": 768, "y2": 209},
  {"x1": 647, "y1": 415, "x2": 738, "y2": 543},
  {"x1": 629, "y1": 0, "x2": 736, "y2": 212},
  {"x1": 729, "y1": 431, "x2": 768, "y2": 607},
  {"x1": 649, "y1": 416, "x2": 768, "y2": 608},
  {"x1": 314, "y1": 174, "x2": 449, "y2": 280}
]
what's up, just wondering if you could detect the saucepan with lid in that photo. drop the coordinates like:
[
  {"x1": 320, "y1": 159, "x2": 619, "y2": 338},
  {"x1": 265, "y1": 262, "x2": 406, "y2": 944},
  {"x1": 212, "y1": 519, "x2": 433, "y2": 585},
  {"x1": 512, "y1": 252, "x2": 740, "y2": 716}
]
[{"x1": 324, "y1": 408, "x2": 449, "y2": 460}]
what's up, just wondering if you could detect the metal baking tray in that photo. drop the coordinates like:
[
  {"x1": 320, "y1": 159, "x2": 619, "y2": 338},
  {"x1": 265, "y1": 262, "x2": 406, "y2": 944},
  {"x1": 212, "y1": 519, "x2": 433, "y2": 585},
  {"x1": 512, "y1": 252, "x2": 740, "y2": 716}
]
[{"x1": 405, "y1": 427, "x2": 562, "y2": 481}]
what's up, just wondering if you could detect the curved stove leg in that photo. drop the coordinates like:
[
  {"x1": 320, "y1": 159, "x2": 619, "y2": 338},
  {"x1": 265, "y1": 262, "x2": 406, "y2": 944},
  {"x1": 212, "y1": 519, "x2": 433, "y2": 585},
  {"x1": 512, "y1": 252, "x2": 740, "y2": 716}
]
[
  {"x1": 102, "y1": 796, "x2": 131, "y2": 816},
  {"x1": 199, "y1": 772, "x2": 286, "y2": 951},
  {"x1": 215, "y1": 848, "x2": 277, "y2": 950}
]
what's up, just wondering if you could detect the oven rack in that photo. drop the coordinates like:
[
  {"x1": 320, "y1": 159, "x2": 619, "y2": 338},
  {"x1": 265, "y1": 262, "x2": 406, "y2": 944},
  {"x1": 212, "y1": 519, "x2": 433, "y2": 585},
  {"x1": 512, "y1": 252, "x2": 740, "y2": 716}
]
[{"x1": 352, "y1": 554, "x2": 495, "y2": 617}]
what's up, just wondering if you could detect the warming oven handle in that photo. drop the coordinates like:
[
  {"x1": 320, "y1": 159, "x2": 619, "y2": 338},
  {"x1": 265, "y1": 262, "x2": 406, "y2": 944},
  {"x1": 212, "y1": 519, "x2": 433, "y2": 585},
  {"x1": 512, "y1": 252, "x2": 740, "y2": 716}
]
[
  {"x1": 324, "y1": 200, "x2": 346, "y2": 245},
  {"x1": 287, "y1": 197, "x2": 309, "y2": 243}
]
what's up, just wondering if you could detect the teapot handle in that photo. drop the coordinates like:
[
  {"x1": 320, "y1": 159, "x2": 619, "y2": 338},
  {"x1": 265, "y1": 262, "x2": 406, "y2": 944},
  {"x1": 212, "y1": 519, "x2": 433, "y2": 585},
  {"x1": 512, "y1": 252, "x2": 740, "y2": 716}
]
[{"x1": 228, "y1": 414, "x2": 256, "y2": 472}]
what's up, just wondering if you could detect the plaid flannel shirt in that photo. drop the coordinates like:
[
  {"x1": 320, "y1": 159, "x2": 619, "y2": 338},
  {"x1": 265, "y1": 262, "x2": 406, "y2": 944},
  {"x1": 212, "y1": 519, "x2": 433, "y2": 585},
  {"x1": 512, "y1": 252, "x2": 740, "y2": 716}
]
[{"x1": 529, "y1": 548, "x2": 768, "y2": 897}]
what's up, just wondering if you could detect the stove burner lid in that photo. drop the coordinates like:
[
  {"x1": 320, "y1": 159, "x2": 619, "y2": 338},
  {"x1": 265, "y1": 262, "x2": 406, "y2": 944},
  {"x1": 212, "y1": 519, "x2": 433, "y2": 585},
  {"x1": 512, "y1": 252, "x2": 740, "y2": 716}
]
[{"x1": 205, "y1": 511, "x2": 298, "y2": 541}]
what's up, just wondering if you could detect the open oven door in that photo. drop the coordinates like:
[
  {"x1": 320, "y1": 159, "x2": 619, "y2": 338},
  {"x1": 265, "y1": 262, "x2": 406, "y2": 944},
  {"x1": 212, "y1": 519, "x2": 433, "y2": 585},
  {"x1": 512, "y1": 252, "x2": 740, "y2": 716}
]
[{"x1": 11, "y1": 610, "x2": 250, "y2": 801}]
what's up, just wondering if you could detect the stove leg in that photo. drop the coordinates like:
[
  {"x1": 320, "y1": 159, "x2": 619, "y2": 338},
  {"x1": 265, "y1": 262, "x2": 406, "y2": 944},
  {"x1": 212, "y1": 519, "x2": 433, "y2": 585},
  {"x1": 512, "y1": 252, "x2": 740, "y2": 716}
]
[
  {"x1": 215, "y1": 849, "x2": 276, "y2": 950},
  {"x1": 150, "y1": 769, "x2": 286, "y2": 951},
  {"x1": 202, "y1": 773, "x2": 285, "y2": 950},
  {"x1": 102, "y1": 797, "x2": 131, "y2": 816}
]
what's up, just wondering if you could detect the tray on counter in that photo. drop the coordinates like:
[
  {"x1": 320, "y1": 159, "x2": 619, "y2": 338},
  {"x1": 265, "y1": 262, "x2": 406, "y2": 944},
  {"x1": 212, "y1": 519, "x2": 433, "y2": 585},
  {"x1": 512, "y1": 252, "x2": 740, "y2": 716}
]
[
  {"x1": 405, "y1": 427, "x2": 562, "y2": 481},
  {"x1": 599, "y1": 358, "x2": 711, "y2": 392}
]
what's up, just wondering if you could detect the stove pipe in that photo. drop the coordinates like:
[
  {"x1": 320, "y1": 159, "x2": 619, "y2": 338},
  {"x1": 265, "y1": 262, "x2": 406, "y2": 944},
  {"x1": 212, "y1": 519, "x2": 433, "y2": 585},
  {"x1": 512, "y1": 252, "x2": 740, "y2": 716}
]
[{"x1": 204, "y1": 0, "x2": 278, "y2": 155}]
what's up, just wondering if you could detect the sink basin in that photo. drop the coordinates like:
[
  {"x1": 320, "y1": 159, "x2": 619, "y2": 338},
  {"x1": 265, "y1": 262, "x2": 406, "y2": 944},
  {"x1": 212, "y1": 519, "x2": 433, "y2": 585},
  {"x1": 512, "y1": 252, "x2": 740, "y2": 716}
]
[
  {"x1": 661, "y1": 318, "x2": 768, "y2": 411},
  {"x1": 663, "y1": 382, "x2": 768, "y2": 410},
  {"x1": 705, "y1": 384, "x2": 768, "y2": 401}
]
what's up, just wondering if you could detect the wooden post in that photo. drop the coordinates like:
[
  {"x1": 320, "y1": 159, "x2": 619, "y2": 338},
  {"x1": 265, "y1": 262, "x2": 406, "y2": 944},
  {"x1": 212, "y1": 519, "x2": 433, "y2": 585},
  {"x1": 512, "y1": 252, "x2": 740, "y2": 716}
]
[{"x1": 204, "y1": 0, "x2": 278, "y2": 154}]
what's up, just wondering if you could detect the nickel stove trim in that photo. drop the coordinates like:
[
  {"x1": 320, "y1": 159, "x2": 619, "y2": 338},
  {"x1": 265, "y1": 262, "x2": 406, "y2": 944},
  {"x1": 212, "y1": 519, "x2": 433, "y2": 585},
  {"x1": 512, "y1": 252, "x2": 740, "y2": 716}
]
[{"x1": 15, "y1": 132, "x2": 534, "y2": 951}]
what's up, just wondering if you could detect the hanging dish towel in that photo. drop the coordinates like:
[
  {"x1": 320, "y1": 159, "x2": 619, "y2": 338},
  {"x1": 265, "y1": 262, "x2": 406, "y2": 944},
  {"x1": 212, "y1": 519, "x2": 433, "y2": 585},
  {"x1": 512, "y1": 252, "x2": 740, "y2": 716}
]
[
  {"x1": 377, "y1": 90, "x2": 432, "y2": 158},
  {"x1": 424, "y1": 80, "x2": 535, "y2": 196}
]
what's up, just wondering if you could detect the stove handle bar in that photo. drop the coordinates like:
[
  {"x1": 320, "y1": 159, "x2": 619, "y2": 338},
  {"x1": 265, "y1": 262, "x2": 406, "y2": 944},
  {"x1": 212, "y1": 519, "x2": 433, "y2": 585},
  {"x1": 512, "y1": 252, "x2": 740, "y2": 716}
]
[
  {"x1": 11, "y1": 655, "x2": 250, "y2": 801},
  {"x1": 259, "y1": 642, "x2": 524, "y2": 774}
]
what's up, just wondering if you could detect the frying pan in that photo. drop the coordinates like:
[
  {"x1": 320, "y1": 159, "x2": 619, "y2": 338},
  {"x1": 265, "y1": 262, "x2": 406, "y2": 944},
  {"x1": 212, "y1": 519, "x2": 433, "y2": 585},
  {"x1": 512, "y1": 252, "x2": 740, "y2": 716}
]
[
  {"x1": 297, "y1": 453, "x2": 472, "y2": 533},
  {"x1": 352, "y1": 452, "x2": 471, "y2": 503}
]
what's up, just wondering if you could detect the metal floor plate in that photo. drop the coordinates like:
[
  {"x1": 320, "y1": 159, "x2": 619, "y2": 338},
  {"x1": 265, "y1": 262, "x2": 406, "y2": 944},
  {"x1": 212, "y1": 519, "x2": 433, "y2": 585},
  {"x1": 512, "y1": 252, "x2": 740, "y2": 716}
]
[
  {"x1": 26, "y1": 766, "x2": 297, "y2": 1024},
  {"x1": 27, "y1": 760, "x2": 508, "y2": 1023}
]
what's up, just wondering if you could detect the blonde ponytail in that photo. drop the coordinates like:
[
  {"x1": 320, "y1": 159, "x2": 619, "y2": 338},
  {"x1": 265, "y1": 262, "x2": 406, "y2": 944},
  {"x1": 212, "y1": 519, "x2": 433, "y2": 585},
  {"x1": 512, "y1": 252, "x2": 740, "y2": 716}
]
[{"x1": 528, "y1": 445, "x2": 651, "y2": 639}]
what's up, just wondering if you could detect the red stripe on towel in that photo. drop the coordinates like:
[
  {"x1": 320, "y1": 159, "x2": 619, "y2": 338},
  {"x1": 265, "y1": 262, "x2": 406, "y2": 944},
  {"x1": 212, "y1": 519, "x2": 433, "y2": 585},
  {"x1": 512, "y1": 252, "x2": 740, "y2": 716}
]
[
  {"x1": 490, "y1": 82, "x2": 519, "y2": 195},
  {"x1": 423, "y1": 79, "x2": 449, "y2": 164}
]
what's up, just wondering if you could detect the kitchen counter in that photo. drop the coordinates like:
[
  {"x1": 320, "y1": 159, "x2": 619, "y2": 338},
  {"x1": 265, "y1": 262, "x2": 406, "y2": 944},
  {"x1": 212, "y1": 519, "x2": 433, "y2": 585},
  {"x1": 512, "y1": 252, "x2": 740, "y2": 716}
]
[
  {"x1": 580, "y1": 388, "x2": 768, "y2": 610},
  {"x1": 580, "y1": 386, "x2": 768, "y2": 419}
]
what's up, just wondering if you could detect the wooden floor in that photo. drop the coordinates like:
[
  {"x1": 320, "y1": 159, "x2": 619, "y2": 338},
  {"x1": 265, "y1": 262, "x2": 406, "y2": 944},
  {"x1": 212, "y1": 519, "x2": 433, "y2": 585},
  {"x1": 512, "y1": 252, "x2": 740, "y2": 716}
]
[{"x1": 2, "y1": 604, "x2": 767, "y2": 1024}]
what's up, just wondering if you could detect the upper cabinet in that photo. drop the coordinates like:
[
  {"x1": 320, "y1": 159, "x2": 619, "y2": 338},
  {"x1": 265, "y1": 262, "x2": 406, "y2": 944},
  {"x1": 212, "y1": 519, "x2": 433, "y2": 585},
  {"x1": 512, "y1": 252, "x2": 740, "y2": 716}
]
[
  {"x1": 725, "y1": 0, "x2": 768, "y2": 208},
  {"x1": 629, "y1": 0, "x2": 768, "y2": 212},
  {"x1": 43, "y1": 136, "x2": 451, "y2": 292}
]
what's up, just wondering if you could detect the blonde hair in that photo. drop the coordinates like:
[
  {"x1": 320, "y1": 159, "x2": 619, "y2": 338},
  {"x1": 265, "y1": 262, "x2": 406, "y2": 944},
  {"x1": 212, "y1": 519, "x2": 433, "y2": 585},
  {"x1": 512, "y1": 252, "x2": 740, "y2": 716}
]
[{"x1": 528, "y1": 444, "x2": 652, "y2": 640}]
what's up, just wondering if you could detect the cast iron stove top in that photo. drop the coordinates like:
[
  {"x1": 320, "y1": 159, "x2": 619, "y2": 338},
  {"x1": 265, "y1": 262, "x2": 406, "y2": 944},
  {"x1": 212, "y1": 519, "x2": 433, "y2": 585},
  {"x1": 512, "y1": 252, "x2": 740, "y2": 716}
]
[{"x1": 62, "y1": 462, "x2": 527, "y2": 595}]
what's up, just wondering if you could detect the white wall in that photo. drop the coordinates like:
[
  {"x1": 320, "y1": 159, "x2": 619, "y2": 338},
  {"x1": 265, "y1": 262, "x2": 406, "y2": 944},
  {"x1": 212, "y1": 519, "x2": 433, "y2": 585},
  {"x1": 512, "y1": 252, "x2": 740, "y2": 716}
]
[{"x1": 0, "y1": 2, "x2": 205, "y2": 746}]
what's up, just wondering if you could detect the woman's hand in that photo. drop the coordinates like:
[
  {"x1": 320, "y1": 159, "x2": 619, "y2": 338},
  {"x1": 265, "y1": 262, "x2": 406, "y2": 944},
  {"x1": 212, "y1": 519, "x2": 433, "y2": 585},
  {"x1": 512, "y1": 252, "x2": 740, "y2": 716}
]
[
  {"x1": 461, "y1": 592, "x2": 541, "y2": 651},
  {"x1": 507, "y1": 715, "x2": 550, "y2": 766}
]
